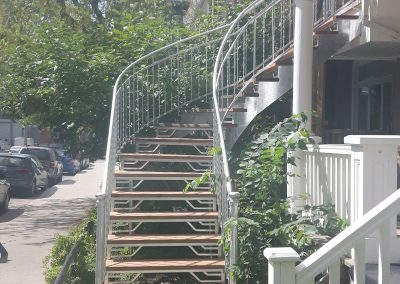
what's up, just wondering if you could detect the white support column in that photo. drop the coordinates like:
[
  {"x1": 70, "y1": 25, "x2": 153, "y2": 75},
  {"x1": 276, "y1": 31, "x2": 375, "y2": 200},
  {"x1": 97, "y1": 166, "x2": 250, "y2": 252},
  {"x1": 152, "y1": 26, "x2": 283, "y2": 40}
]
[
  {"x1": 264, "y1": 247, "x2": 300, "y2": 284},
  {"x1": 293, "y1": 0, "x2": 314, "y2": 130},
  {"x1": 345, "y1": 135, "x2": 400, "y2": 263}
]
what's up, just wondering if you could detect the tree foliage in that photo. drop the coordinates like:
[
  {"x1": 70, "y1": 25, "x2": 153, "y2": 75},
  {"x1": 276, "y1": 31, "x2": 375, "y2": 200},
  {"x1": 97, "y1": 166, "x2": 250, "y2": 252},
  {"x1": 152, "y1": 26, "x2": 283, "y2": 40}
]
[{"x1": 0, "y1": 0, "x2": 194, "y2": 156}]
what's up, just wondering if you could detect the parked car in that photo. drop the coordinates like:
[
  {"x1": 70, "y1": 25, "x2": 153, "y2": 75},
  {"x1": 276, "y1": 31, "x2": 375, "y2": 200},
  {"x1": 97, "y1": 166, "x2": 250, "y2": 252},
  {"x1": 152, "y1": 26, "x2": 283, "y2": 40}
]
[
  {"x1": 9, "y1": 146, "x2": 22, "y2": 153},
  {"x1": 17, "y1": 146, "x2": 63, "y2": 185},
  {"x1": 0, "y1": 154, "x2": 49, "y2": 197},
  {"x1": 0, "y1": 173, "x2": 11, "y2": 212},
  {"x1": 56, "y1": 149, "x2": 80, "y2": 176}
]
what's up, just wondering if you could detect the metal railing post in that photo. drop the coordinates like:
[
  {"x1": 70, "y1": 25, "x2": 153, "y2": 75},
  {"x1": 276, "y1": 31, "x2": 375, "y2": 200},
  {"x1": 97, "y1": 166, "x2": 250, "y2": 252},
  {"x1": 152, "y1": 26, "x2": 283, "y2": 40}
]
[
  {"x1": 95, "y1": 192, "x2": 106, "y2": 284},
  {"x1": 229, "y1": 191, "x2": 240, "y2": 284}
]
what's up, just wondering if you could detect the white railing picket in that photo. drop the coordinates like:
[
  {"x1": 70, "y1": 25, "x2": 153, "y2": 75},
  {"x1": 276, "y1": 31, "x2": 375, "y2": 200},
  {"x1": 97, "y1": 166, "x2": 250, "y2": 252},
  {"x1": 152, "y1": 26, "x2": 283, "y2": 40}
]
[
  {"x1": 353, "y1": 240, "x2": 366, "y2": 284},
  {"x1": 328, "y1": 259, "x2": 340, "y2": 284},
  {"x1": 378, "y1": 220, "x2": 390, "y2": 284}
]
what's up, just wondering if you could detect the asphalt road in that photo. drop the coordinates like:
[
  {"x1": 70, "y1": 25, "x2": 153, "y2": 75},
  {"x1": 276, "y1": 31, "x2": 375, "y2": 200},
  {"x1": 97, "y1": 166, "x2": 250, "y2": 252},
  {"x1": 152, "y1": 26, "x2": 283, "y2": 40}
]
[{"x1": 0, "y1": 160, "x2": 104, "y2": 284}]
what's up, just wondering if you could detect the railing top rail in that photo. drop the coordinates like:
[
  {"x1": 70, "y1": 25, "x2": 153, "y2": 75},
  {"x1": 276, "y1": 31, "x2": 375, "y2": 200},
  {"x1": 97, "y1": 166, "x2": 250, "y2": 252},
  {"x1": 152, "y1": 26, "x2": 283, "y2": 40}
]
[
  {"x1": 113, "y1": 23, "x2": 230, "y2": 95},
  {"x1": 213, "y1": 0, "x2": 280, "y2": 85},
  {"x1": 305, "y1": 144, "x2": 353, "y2": 155},
  {"x1": 100, "y1": 23, "x2": 230, "y2": 195},
  {"x1": 295, "y1": 189, "x2": 400, "y2": 284}
]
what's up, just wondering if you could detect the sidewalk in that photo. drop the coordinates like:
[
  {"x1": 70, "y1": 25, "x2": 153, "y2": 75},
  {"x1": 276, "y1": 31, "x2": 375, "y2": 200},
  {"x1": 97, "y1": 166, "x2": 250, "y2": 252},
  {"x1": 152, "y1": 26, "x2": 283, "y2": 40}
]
[{"x1": 0, "y1": 160, "x2": 104, "y2": 284}]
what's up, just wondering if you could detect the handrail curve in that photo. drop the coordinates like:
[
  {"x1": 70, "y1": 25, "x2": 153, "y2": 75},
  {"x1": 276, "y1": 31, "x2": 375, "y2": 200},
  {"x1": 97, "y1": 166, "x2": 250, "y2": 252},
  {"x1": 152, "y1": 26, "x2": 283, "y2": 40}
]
[
  {"x1": 96, "y1": 23, "x2": 231, "y2": 283},
  {"x1": 211, "y1": 0, "x2": 359, "y2": 279}
]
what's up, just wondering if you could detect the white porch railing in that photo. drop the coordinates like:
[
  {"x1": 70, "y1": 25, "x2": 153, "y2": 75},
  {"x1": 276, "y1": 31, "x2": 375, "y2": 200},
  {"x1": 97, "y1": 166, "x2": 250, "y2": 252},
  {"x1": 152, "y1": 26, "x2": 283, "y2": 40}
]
[
  {"x1": 289, "y1": 136, "x2": 400, "y2": 228},
  {"x1": 277, "y1": 135, "x2": 400, "y2": 283},
  {"x1": 265, "y1": 188, "x2": 400, "y2": 284}
]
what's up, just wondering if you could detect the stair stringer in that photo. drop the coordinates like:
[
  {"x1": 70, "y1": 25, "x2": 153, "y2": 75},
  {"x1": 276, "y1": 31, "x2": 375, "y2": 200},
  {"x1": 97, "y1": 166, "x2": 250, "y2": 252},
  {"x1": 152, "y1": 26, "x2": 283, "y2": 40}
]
[{"x1": 225, "y1": 65, "x2": 293, "y2": 148}]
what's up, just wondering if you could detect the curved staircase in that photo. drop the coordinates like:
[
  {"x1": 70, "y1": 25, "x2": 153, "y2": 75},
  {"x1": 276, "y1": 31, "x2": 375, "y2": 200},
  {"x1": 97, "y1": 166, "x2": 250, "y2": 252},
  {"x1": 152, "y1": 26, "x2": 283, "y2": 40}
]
[{"x1": 96, "y1": 0, "x2": 361, "y2": 283}]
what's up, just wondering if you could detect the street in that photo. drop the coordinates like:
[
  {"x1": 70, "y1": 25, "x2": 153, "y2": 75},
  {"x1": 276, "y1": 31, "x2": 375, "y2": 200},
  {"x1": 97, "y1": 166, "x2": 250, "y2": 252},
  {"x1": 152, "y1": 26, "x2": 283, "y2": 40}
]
[{"x1": 0, "y1": 160, "x2": 104, "y2": 284}]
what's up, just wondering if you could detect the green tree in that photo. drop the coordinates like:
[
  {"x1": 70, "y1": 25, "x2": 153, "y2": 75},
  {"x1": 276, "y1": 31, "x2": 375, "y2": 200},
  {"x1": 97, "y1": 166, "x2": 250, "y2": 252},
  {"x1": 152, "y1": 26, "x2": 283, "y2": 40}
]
[{"x1": 0, "y1": 0, "x2": 193, "y2": 156}]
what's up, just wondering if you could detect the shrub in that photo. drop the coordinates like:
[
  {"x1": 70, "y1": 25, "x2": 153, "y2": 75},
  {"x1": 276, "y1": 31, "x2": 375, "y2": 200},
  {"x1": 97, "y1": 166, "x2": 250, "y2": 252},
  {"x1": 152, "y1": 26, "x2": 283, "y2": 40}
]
[{"x1": 43, "y1": 208, "x2": 96, "y2": 284}]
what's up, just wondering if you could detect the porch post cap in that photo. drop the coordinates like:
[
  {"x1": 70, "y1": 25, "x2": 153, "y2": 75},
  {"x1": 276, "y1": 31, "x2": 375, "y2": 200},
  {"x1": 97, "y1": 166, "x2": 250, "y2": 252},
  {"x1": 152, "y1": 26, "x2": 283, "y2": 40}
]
[
  {"x1": 344, "y1": 135, "x2": 400, "y2": 145},
  {"x1": 264, "y1": 247, "x2": 300, "y2": 262}
]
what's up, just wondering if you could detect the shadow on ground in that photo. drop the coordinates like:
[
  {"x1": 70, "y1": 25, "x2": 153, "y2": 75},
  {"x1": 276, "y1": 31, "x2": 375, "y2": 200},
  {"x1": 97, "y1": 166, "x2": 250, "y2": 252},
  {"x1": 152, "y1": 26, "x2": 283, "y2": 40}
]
[{"x1": 0, "y1": 208, "x2": 25, "y2": 223}]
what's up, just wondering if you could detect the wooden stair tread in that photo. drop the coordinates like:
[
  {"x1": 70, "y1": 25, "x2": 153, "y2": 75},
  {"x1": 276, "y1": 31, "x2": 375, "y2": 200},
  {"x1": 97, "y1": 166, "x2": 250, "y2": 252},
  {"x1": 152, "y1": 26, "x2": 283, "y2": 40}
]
[
  {"x1": 156, "y1": 122, "x2": 237, "y2": 129},
  {"x1": 107, "y1": 234, "x2": 220, "y2": 245},
  {"x1": 157, "y1": 123, "x2": 213, "y2": 129},
  {"x1": 114, "y1": 170, "x2": 203, "y2": 178},
  {"x1": 119, "y1": 153, "x2": 212, "y2": 162},
  {"x1": 133, "y1": 137, "x2": 213, "y2": 145},
  {"x1": 106, "y1": 259, "x2": 225, "y2": 272},
  {"x1": 111, "y1": 191, "x2": 214, "y2": 198},
  {"x1": 222, "y1": 93, "x2": 259, "y2": 99},
  {"x1": 110, "y1": 211, "x2": 218, "y2": 221},
  {"x1": 335, "y1": 14, "x2": 358, "y2": 20}
]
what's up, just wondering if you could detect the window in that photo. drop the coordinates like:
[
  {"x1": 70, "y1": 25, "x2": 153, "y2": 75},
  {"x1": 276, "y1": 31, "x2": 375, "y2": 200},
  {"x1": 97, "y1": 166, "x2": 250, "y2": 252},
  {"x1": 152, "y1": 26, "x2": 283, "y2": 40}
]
[{"x1": 356, "y1": 81, "x2": 392, "y2": 130}]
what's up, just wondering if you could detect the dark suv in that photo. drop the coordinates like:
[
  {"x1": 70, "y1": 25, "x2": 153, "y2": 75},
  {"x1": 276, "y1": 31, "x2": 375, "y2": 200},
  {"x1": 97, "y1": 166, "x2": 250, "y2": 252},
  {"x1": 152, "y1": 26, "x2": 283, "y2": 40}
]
[{"x1": 18, "y1": 146, "x2": 63, "y2": 185}]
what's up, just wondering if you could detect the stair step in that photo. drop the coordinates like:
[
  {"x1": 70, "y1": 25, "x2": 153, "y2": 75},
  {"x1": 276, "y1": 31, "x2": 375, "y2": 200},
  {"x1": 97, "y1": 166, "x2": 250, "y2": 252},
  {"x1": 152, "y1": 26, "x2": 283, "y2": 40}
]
[
  {"x1": 222, "y1": 93, "x2": 259, "y2": 99},
  {"x1": 184, "y1": 108, "x2": 247, "y2": 113},
  {"x1": 157, "y1": 123, "x2": 213, "y2": 130},
  {"x1": 107, "y1": 234, "x2": 220, "y2": 246},
  {"x1": 119, "y1": 153, "x2": 213, "y2": 163},
  {"x1": 256, "y1": 76, "x2": 279, "y2": 82},
  {"x1": 110, "y1": 211, "x2": 218, "y2": 222},
  {"x1": 106, "y1": 259, "x2": 225, "y2": 273},
  {"x1": 111, "y1": 191, "x2": 215, "y2": 200},
  {"x1": 156, "y1": 122, "x2": 237, "y2": 130},
  {"x1": 114, "y1": 170, "x2": 203, "y2": 180},
  {"x1": 336, "y1": 14, "x2": 359, "y2": 20},
  {"x1": 133, "y1": 137, "x2": 213, "y2": 146}
]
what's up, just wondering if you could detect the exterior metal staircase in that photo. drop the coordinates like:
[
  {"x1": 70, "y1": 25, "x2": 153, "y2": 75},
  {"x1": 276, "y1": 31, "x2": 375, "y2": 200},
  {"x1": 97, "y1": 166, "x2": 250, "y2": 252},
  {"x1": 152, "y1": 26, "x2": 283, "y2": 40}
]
[{"x1": 96, "y1": 0, "x2": 361, "y2": 283}]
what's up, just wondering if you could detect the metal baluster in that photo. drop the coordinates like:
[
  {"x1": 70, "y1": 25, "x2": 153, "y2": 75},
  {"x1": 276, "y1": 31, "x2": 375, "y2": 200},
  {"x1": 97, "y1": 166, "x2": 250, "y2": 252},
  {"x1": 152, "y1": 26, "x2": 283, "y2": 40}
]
[
  {"x1": 157, "y1": 62, "x2": 161, "y2": 119},
  {"x1": 205, "y1": 41, "x2": 208, "y2": 95},
  {"x1": 170, "y1": 57, "x2": 173, "y2": 113},
  {"x1": 128, "y1": 78, "x2": 132, "y2": 138},
  {"x1": 132, "y1": 76, "x2": 136, "y2": 136},
  {"x1": 272, "y1": 4, "x2": 275, "y2": 59},
  {"x1": 146, "y1": 69, "x2": 150, "y2": 125},
  {"x1": 141, "y1": 73, "x2": 144, "y2": 127},
  {"x1": 152, "y1": 62, "x2": 155, "y2": 123},
  {"x1": 253, "y1": 17, "x2": 257, "y2": 75},
  {"x1": 190, "y1": 49, "x2": 193, "y2": 101},
  {"x1": 281, "y1": 0, "x2": 285, "y2": 51},
  {"x1": 262, "y1": 13, "x2": 266, "y2": 65}
]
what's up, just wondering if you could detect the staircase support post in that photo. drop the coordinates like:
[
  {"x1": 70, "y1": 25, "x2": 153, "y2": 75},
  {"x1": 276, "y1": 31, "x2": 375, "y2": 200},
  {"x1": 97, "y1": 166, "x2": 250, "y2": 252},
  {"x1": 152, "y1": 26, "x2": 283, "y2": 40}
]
[
  {"x1": 293, "y1": 0, "x2": 314, "y2": 129},
  {"x1": 289, "y1": 0, "x2": 314, "y2": 211},
  {"x1": 229, "y1": 192, "x2": 240, "y2": 284},
  {"x1": 95, "y1": 192, "x2": 106, "y2": 284},
  {"x1": 264, "y1": 247, "x2": 300, "y2": 284}
]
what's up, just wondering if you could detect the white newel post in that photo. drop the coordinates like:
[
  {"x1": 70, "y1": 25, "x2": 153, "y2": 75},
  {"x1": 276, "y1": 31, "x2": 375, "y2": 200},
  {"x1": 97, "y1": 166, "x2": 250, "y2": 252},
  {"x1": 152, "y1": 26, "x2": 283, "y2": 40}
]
[
  {"x1": 264, "y1": 247, "x2": 300, "y2": 284},
  {"x1": 345, "y1": 135, "x2": 400, "y2": 263}
]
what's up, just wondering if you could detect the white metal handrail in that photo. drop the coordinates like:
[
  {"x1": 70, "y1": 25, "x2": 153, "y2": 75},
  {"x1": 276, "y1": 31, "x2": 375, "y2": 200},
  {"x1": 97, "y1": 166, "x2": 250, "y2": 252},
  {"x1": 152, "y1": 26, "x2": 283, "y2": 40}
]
[
  {"x1": 95, "y1": 24, "x2": 230, "y2": 284},
  {"x1": 212, "y1": 0, "x2": 359, "y2": 281}
]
